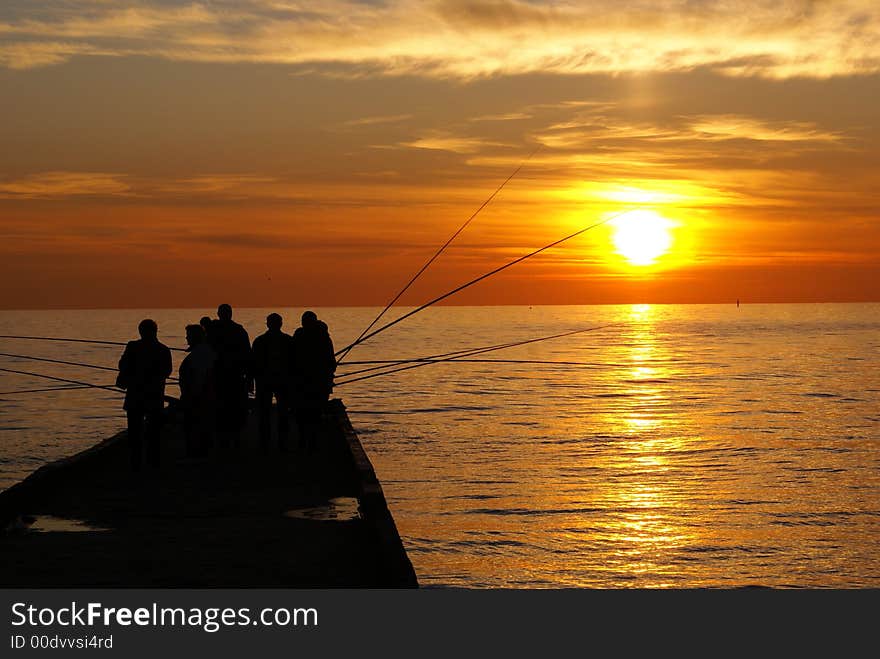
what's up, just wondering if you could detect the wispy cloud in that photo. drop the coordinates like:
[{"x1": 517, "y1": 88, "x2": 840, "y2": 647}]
[
  {"x1": 470, "y1": 112, "x2": 532, "y2": 122},
  {"x1": 401, "y1": 132, "x2": 511, "y2": 153},
  {"x1": 341, "y1": 114, "x2": 413, "y2": 127},
  {"x1": 532, "y1": 113, "x2": 844, "y2": 150},
  {"x1": 688, "y1": 116, "x2": 842, "y2": 143},
  {"x1": 155, "y1": 174, "x2": 281, "y2": 195},
  {"x1": 1, "y1": 1, "x2": 879, "y2": 78},
  {"x1": 0, "y1": 171, "x2": 130, "y2": 198}
]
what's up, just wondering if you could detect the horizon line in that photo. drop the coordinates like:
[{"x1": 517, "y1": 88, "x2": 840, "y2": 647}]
[{"x1": 2, "y1": 300, "x2": 879, "y2": 312}]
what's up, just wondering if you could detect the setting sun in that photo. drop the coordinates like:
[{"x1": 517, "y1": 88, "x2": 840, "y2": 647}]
[{"x1": 611, "y1": 210, "x2": 674, "y2": 266}]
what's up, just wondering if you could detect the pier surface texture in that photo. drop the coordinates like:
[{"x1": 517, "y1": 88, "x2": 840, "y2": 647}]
[{"x1": 0, "y1": 399, "x2": 418, "y2": 588}]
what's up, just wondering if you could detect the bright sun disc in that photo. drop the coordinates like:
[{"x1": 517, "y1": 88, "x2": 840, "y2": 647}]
[{"x1": 611, "y1": 210, "x2": 673, "y2": 266}]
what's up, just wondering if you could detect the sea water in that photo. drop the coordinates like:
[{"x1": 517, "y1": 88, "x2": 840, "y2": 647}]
[{"x1": 1, "y1": 304, "x2": 878, "y2": 587}]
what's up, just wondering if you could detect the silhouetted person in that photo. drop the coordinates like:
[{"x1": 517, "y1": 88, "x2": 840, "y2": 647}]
[
  {"x1": 199, "y1": 315, "x2": 214, "y2": 341},
  {"x1": 291, "y1": 311, "x2": 336, "y2": 453},
  {"x1": 117, "y1": 319, "x2": 172, "y2": 471},
  {"x1": 251, "y1": 313, "x2": 293, "y2": 452},
  {"x1": 179, "y1": 324, "x2": 217, "y2": 458},
  {"x1": 208, "y1": 304, "x2": 251, "y2": 448}
]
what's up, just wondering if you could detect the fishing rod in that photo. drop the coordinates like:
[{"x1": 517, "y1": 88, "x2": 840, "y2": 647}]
[
  {"x1": 0, "y1": 351, "x2": 118, "y2": 371},
  {"x1": 336, "y1": 147, "x2": 540, "y2": 365},
  {"x1": 334, "y1": 323, "x2": 619, "y2": 387},
  {"x1": 334, "y1": 209, "x2": 631, "y2": 358},
  {"x1": 0, "y1": 367, "x2": 180, "y2": 404},
  {"x1": 0, "y1": 352, "x2": 180, "y2": 382},
  {"x1": 337, "y1": 357, "x2": 610, "y2": 368},
  {"x1": 335, "y1": 323, "x2": 621, "y2": 380},
  {"x1": 0, "y1": 335, "x2": 188, "y2": 352},
  {"x1": 0, "y1": 384, "x2": 93, "y2": 396},
  {"x1": 336, "y1": 357, "x2": 614, "y2": 371},
  {"x1": 0, "y1": 367, "x2": 124, "y2": 395},
  {"x1": 335, "y1": 337, "x2": 532, "y2": 380}
]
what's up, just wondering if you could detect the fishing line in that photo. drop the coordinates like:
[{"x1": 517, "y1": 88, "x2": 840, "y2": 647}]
[
  {"x1": 0, "y1": 384, "x2": 92, "y2": 396},
  {"x1": 0, "y1": 352, "x2": 180, "y2": 382},
  {"x1": 0, "y1": 335, "x2": 188, "y2": 352},
  {"x1": 335, "y1": 322, "x2": 624, "y2": 380},
  {"x1": 335, "y1": 358, "x2": 614, "y2": 371},
  {"x1": 0, "y1": 367, "x2": 124, "y2": 395},
  {"x1": 2, "y1": 352, "x2": 118, "y2": 372},
  {"x1": 336, "y1": 147, "x2": 541, "y2": 365},
  {"x1": 335, "y1": 209, "x2": 631, "y2": 357},
  {"x1": 334, "y1": 323, "x2": 619, "y2": 387},
  {"x1": 336, "y1": 334, "x2": 585, "y2": 380},
  {"x1": 336, "y1": 338, "x2": 528, "y2": 379}
]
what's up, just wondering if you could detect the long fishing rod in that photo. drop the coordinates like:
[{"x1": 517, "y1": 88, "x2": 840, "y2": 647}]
[
  {"x1": 335, "y1": 324, "x2": 621, "y2": 380},
  {"x1": 336, "y1": 357, "x2": 614, "y2": 371},
  {"x1": 335, "y1": 336, "x2": 532, "y2": 380},
  {"x1": 0, "y1": 384, "x2": 92, "y2": 396},
  {"x1": 0, "y1": 368, "x2": 181, "y2": 404},
  {"x1": 0, "y1": 335, "x2": 188, "y2": 352},
  {"x1": 0, "y1": 351, "x2": 117, "y2": 371},
  {"x1": 334, "y1": 323, "x2": 619, "y2": 387},
  {"x1": 334, "y1": 209, "x2": 630, "y2": 358},
  {"x1": 336, "y1": 147, "x2": 540, "y2": 365},
  {"x1": 0, "y1": 352, "x2": 180, "y2": 382},
  {"x1": 0, "y1": 367, "x2": 123, "y2": 395}
]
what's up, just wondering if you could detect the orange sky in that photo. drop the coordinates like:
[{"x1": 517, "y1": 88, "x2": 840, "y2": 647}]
[{"x1": 1, "y1": 1, "x2": 879, "y2": 308}]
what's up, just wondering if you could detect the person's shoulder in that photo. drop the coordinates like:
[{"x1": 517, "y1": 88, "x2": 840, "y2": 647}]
[{"x1": 196, "y1": 343, "x2": 216, "y2": 358}]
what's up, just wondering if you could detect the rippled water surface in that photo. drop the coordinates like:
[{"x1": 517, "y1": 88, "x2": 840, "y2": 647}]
[{"x1": 1, "y1": 304, "x2": 878, "y2": 587}]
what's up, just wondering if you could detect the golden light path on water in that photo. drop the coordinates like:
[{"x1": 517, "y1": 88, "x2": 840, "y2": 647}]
[{"x1": 1, "y1": 304, "x2": 879, "y2": 587}]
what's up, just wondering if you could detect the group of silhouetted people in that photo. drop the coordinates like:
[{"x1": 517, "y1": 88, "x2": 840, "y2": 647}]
[{"x1": 116, "y1": 305, "x2": 336, "y2": 471}]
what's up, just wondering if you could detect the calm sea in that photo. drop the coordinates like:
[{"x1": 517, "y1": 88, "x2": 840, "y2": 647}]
[{"x1": 1, "y1": 304, "x2": 878, "y2": 587}]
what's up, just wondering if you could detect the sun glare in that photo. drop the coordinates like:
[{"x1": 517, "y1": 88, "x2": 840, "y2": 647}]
[{"x1": 611, "y1": 210, "x2": 674, "y2": 266}]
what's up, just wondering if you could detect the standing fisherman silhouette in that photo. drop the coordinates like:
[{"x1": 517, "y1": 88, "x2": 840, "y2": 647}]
[
  {"x1": 251, "y1": 313, "x2": 293, "y2": 452},
  {"x1": 116, "y1": 319, "x2": 172, "y2": 471},
  {"x1": 208, "y1": 304, "x2": 251, "y2": 449},
  {"x1": 291, "y1": 311, "x2": 336, "y2": 454},
  {"x1": 179, "y1": 324, "x2": 217, "y2": 458}
]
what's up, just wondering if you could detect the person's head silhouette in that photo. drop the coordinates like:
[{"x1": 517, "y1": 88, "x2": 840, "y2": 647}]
[
  {"x1": 301, "y1": 310, "x2": 318, "y2": 327},
  {"x1": 185, "y1": 324, "x2": 205, "y2": 347},
  {"x1": 267, "y1": 313, "x2": 283, "y2": 330},
  {"x1": 138, "y1": 319, "x2": 158, "y2": 340},
  {"x1": 217, "y1": 304, "x2": 233, "y2": 321}
]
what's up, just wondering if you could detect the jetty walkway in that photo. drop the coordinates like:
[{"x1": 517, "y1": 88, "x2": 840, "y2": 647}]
[{"x1": 0, "y1": 400, "x2": 417, "y2": 588}]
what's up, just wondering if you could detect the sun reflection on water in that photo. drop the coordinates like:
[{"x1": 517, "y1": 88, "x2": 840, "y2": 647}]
[{"x1": 592, "y1": 304, "x2": 699, "y2": 585}]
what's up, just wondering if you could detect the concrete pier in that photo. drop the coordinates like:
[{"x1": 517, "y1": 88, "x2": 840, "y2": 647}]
[{"x1": 0, "y1": 399, "x2": 417, "y2": 588}]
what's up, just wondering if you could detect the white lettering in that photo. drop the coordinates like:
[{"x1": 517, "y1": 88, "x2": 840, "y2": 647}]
[{"x1": 11, "y1": 604, "x2": 26, "y2": 626}]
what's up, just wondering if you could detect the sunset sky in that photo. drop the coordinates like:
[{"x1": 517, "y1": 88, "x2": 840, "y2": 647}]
[{"x1": 1, "y1": 1, "x2": 878, "y2": 308}]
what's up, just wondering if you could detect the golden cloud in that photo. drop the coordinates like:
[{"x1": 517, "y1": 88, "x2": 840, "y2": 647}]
[
  {"x1": 0, "y1": 1, "x2": 878, "y2": 78},
  {"x1": 0, "y1": 172, "x2": 131, "y2": 198}
]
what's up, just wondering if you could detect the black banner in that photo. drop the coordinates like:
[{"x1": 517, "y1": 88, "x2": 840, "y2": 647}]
[{"x1": 1, "y1": 589, "x2": 875, "y2": 656}]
